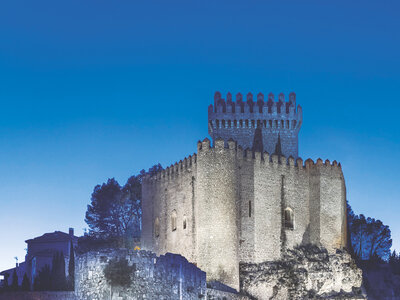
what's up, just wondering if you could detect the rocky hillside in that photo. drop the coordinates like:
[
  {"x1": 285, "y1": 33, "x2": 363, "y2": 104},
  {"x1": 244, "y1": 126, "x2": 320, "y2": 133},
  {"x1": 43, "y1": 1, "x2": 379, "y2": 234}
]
[{"x1": 240, "y1": 245, "x2": 365, "y2": 300}]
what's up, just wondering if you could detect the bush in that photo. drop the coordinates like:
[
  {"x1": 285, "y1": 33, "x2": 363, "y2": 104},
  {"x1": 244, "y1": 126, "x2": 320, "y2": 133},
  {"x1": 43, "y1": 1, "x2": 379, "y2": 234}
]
[{"x1": 103, "y1": 258, "x2": 135, "y2": 287}]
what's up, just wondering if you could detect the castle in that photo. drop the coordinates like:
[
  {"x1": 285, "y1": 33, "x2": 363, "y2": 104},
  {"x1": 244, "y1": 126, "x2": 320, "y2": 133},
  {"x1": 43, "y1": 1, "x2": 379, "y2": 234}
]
[{"x1": 142, "y1": 92, "x2": 347, "y2": 291}]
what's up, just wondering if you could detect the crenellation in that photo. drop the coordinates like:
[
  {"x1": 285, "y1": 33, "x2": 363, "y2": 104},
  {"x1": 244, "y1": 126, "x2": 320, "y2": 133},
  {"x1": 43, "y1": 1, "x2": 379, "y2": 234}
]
[{"x1": 142, "y1": 91, "x2": 348, "y2": 293}]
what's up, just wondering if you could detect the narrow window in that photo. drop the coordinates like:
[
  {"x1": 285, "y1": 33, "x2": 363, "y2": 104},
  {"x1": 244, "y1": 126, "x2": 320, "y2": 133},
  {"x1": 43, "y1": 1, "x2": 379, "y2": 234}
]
[
  {"x1": 171, "y1": 210, "x2": 177, "y2": 231},
  {"x1": 154, "y1": 218, "x2": 160, "y2": 238},
  {"x1": 249, "y1": 201, "x2": 252, "y2": 217},
  {"x1": 216, "y1": 120, "x2": 220, "y2": 128},
  {"x1": 222, "y1": 120, "x2": 226, "y2": 128},
  {"x1": 183, "y1": 217, "x2": 187, "y2": 230},
  {"x1": 274, "y1": 120, "x2": 278, "y2": 128},
  {"x1": 239, "y1": 120, "x2": 243, "y2": 128},
  {"x1": 228, "y1": 120, "x2": 231, "y2": 128},
  {"x1": 281, "y1": 120, "x2": 284, "y2": 128},
  {"x1": 245, "y1": 120, "x2": 249, "y2": 128},
  {"x1": 269, "y1": 120, "x2": 272, "y2": 128},
  {"x1": 284, "y1": 208, "x2": 294, "y2": 230},
  {"x1": 234, "y1": 120, "x2": 237, "y2": 128},
  {"x1": 286, "y1": 120, "x2": 289, "y2": 129}
]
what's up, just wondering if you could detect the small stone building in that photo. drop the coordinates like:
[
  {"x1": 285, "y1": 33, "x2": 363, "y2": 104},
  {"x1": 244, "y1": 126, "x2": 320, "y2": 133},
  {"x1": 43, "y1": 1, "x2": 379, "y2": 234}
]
[{"x1": 142, "y1": 92, "x2": 347, "y2": 291}]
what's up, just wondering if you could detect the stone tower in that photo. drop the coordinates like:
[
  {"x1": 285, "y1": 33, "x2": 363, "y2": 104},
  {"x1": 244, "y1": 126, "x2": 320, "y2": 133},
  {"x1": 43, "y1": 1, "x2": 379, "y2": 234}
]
[{"x1": 208, "y1": 91, "x2": 303, "y2": 158}]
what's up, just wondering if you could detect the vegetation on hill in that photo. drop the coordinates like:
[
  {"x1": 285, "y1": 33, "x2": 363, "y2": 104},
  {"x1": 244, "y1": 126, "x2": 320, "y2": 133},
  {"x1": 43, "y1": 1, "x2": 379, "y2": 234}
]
[{"x1": 81, "y1": 164, "x2": 162, "y2": 251}]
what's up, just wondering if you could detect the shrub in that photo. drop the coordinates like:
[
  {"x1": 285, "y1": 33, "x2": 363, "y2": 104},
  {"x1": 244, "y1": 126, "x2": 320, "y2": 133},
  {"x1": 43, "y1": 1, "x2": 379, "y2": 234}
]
[{"x1": 103, "y1": 258, "x2": 135, "y2": 287}]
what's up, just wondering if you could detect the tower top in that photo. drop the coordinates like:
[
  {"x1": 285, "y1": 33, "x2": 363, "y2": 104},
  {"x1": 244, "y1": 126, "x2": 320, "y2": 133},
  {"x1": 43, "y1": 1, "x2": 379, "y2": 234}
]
[{"x1": 208, "y1": 91, "x2": 302, "y2": 158}]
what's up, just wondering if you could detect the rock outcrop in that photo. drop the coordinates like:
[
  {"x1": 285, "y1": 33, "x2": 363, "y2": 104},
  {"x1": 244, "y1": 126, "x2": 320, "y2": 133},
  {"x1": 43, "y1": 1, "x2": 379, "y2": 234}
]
[{"x1": 240, "y1": 245, "x2": 365, "y2": 299}]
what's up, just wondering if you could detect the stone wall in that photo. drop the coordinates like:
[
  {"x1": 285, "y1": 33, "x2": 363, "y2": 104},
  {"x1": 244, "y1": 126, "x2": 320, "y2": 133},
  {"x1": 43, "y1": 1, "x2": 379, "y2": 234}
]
[
  {"x1": 141, "y1": 154, "x2": 198, "y2": 264},
  {"x1": 0, "y1": 292, "x2": 76, "y2": 300},
  {"x1": 208, "y1": 91, "x2": 302, "y2": 158},
  {"x1": 75, "y1": 249, "x2": 207, "y2": 300},
  {"x1": 142, "y1": 137, "x2": 347, "y2": 290},
  {"x1": 240, "y1": 245, "x2": 364, "y2": 300}
]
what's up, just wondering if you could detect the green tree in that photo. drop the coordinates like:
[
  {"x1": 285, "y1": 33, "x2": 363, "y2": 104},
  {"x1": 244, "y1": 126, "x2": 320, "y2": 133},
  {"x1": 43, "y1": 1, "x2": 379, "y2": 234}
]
[
  {"x1": 51, "y1": 251, "x2": 67, "y2": 290},
  {"x1": 3, "y1": 273, "x2": 9, "y2": 290},
  {"x1": 67, "y1": 241, "x2": 75, "y2": 290},
  {"x1": 33, "y1": 265, "x2": 51, "y2": 291},
  {"x1": 85, "y1": 178, "x2": 123, "y2": 239},
  {"x1": 84, "y1": 165, "x2": 162, "y2": 248},
  {"x1": 11, "y1": 269, "x2": 18, "y2": 291},
  {"x1": 349, "y1": 211, "x2": 392, "y2": 261},
  {"x1": 21, "y1": 273, "x2": 30, "y2": 291}
]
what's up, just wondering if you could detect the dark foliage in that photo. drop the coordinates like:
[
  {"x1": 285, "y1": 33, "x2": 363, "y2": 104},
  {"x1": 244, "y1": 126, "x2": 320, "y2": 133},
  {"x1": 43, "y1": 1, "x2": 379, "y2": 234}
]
[
  {"x1": 389, "y1": 250, "x2": 400, "y2": 275},
  {"x1": 10, "y1": 269, "x2": 18, "y2": 291},
  {"x1": 85, "y1": 178, "x2": 123, "y2": 238},
  {"x1": 77, "y1": 235, "x2": 120, "y2": 254},
  {"x1": 33, "y1": 252, "x2": 68, "y2": 291},
  {"x1": 21, "y1": 273, "x2": 30, "y2": 291},
  {"x1": 347, "y1": 203, "x2": 392, "y2": 261},
  {"x1": 67, "y1": 241, "x2": 75, "y2": 290},
  {"x1": 51, "y1": 251, "x2": 67, "y2": 291},
  {"x1": 2, "y1": 273, "x2": 9, "y2": 290},
  {"x1": 33, "y1": 264, "x2": 51, "y2": 291},
  {"x1": 84, "y1": 164, "x2": 162, "y2": 248},
  {"x1": 103, "y1": 258, "x2": 135, "y2": 287}
]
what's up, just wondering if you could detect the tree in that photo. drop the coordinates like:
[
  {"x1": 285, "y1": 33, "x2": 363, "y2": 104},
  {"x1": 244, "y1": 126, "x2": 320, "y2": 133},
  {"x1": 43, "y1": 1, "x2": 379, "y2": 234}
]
[
  {"x1": 348, "y1": 206, "x2": 392, "y2": 261},
  {"x1": 84, "y1": 165, "x2": 163, "y2": 248},
  {"x1": 389, "y1": 250, "x2": 400, "y2": 275},
  {"x1": 51, "y1": 251, "x2": 67, "y2": 290},
  {"x1": 68, "y1": 241, "x2": 75, "y2": 290},
  {"x1": 21, "y1": 273, "x2": 30, "y2": 291},
  {"x1": 85, "y1": 178, "x2": 123, "y2": 239},
  {"x1": 11, "y1": 269, "x2": 18, "y2": 291},
  {"x1": 33, "y1": 265, "x2": 51, "y2": 291},
  {"x1": 3, "y1": 273, "x2": 9, "y2": 290}
]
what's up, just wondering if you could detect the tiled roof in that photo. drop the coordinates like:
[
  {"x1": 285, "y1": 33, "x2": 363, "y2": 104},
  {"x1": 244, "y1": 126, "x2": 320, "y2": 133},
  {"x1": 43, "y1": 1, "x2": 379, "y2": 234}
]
[{"x1": 25, "y1": 231, "x2": 77, "y2": 243}]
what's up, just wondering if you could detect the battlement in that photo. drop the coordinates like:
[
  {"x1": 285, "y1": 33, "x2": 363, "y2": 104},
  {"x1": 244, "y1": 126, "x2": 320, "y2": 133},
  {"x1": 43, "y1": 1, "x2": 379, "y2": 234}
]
[
  {"x1": 197, "y1": 138, "x2": 341, "y2": 172},
  {"x1": 209, "y1": 92, "x2": 302, "y2": 130},
  {"x1": 144, "y1": 153, "x2": 197, "y2": 183}
]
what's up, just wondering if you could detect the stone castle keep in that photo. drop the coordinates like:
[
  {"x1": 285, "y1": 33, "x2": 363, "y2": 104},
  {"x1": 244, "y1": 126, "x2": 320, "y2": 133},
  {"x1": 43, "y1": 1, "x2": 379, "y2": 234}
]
[{"x1": 142, "y1": 92, "x2": 348, "y2": 291}]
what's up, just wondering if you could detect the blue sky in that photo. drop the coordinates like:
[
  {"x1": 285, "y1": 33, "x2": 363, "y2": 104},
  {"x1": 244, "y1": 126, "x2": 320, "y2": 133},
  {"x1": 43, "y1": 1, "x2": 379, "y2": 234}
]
[{"x1": 0, "y1": 0, "x2": 399, "y2": 271}]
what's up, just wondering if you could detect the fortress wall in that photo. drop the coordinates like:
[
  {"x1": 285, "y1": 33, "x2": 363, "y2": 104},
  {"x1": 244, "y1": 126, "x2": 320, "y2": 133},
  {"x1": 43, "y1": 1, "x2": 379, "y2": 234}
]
[
  {"x1": 238, "y1": 150, "x2": 255, "y2": 263},
  {"x1": 196, "y1": 138, "x2": 240, "y2": 290},
  {"x1": 317, "y1": 160, "x2": 347, "y2": 251},
  {"x1": 142, "y1": 155, "x2": 197, "y2": 263},
  {"x1": 252, "y1": 154, "x2": 282, "y2": 262},
  {"x1": 282, "y1": 158, "x2": 310, "y2": 250},
  {"x1": 308, "y1": 160, "x2": 321, "y2": 246}
]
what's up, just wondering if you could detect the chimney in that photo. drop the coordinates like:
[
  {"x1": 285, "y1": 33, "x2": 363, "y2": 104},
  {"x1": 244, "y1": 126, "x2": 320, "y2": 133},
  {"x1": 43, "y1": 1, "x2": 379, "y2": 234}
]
[{"x1": 69, "y1": 228, "x2": 74, "y2": 237}]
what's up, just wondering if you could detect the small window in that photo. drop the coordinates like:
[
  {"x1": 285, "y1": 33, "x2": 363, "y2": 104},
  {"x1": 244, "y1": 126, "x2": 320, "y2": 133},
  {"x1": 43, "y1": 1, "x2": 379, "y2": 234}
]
[
  {"x1": 171, "y1": 210, "x2": 177, "y2": 231},
  {"x1": 183, "y1": 217, "x2": 187, "y2": 230},
  {"x1": 154, "y1": 218, "x2": 160, "y2": 238},
  {"x1": 284, "y1": 208, "x2": 294, "y2": 230},
  {"x1": 249, "y1": 201, "x2": 252, "y2": 217}
]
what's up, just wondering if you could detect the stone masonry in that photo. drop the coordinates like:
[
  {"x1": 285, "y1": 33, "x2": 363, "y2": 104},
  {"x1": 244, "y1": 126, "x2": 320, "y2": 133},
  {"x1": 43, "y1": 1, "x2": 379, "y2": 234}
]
[
  {"x1": 142, "y1": 91, "x2": 348, "y2": 292},
  {"x1": 208, "y1": 92, "x2": 302, "y2": 158}
]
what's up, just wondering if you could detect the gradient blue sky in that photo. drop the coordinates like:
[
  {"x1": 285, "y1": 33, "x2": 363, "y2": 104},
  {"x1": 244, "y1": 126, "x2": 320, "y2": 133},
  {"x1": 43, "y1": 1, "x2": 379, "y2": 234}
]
[{"x1": 0, "y1": 0, "x2": 399, "y2": 271}]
